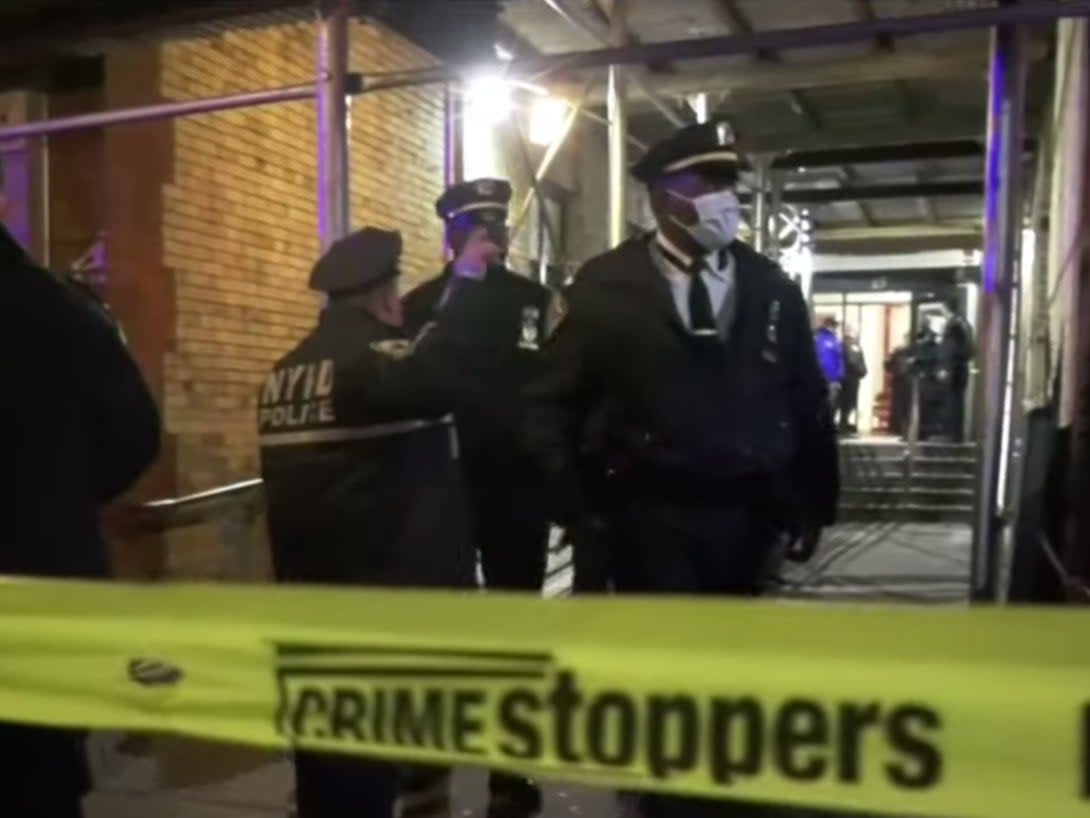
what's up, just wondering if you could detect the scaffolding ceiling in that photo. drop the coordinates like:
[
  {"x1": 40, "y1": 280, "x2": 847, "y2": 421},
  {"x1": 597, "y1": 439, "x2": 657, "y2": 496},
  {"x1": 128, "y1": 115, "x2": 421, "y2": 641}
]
[
  {"x1": 497, "y1": 0, "x2": 1058, "y2": 251},
  {"x1": 0, "y1": 0, "x2": 1070, "y2": 252}
]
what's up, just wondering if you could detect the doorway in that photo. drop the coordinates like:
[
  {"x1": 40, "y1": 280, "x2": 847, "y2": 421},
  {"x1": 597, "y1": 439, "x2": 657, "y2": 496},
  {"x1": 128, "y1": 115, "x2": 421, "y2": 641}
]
[{"x1": 812, "y1": 291, "x2": 913, "y2": 435}]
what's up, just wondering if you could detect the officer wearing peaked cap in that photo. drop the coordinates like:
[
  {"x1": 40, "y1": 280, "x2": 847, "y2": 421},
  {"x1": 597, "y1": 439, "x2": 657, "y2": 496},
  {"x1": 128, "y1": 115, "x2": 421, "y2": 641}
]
[
  {"x1": 401, "y1": 178, "x2": 556, "y2": 818},
  {"x1": 525, "y1": 122, "x2": 839, "y2": 814},
  {"x1": 258, "y1": 225, "x2": 494, "y2": 818},
  {"x1": 404, "y1": 178, "x2": 557, "y2": 595}
]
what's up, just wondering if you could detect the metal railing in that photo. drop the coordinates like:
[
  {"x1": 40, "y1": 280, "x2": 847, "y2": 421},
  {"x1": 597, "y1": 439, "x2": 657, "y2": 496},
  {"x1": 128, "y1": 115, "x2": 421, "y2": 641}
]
[
  {"x1": 136, "y1": 479, "x2": 265, "y2": 528},
  {"x1": 116, "y1": 477, "x2": 574, "y2": 592},
  {"x1": 105, "y1": 479, "x2": 268, "y2": 580}
]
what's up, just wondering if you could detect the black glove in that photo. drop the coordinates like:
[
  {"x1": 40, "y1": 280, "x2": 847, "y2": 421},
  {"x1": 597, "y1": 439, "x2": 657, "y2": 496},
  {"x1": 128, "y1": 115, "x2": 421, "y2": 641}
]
[{"x1": 785, "y1": 522, "x2": 822, "y2": 564}]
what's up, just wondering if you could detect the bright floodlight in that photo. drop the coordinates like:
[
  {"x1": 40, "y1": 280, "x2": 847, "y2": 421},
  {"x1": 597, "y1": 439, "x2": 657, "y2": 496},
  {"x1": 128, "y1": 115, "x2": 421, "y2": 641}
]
[
  {"x1": 528, "y1": 95, "x2": 568, "y2": 147},
  {"x1": 465, "y1": 74, "x2": 512, "y2": 125},
  {"x1": 462, "y1": 73, "x2": 510, "y2": 179}
]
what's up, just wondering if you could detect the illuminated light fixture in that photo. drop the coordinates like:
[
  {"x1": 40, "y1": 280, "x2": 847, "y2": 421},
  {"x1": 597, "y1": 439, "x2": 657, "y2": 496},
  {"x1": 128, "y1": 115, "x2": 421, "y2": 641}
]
[
  {"x1": 464, "y1": 73, "x2": 512, "y2": 125},
  {"x1": 528, "y1": 95, "x2": 569, "y2": 147},
  {"x1": 494, "y1": 43, "x2": 514, "y2": 61},
  {"x1": 1019, "y1": 226, "x2": 1035, "y2": 274},
  {"x1": 685, "y1": 92, "x2": 708, "y2": 124},
  {"x1": 462, "y1": 72, "x2": 510, "y2": 179}
]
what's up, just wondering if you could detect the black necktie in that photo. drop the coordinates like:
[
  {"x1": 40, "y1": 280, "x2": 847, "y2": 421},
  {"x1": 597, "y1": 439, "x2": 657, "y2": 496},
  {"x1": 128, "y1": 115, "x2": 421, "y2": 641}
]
[{"x1": 688, "y1": 266, "x2": 717, "y2": 336}]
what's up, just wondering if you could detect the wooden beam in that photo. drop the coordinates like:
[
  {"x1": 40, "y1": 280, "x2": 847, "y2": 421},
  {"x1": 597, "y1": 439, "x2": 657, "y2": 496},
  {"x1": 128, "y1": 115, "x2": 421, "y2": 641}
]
[
  {"x1": 571, "y1": 45, "x2": 1049, "y2": 106},
  {"x1": 854, "y1": 0, "x2": 894, "y2": 51},
  {"x1": 715, "y1": 0, "x2": 829, "y2": 142},
  {"x1": 496, "y1": 20, "x2": 543, "y2": 60},
  {"x1": 738, "y1": 179, "x2": 983, "y2": 205},
  {"x1": 840, "y1": 166, "x2": 878, "y2": 227},
  {"x1": 814, "y1": 221, "x2": 980, "y2": 242},
  {"x1": 542, "y1": 0, "x2": 688, "y2": 126}
]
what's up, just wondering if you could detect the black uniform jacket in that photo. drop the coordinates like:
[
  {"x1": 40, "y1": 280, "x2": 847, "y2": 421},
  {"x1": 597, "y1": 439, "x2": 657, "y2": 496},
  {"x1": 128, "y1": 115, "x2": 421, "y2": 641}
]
[
  {"x1": 258, "y1": 288, "x2": 490, "y2": 589},
  {"x1": 939, "y1": 314, "x2": 974, "y2": 388},
  {"x1": 0, "y1": 225, "x2": 161, "y2": 577},
  {"x1": 525, "y1": 235, "x2": 839, "y2": 529},
  {"x1": 403, "y1": 264, "x2": 553, "y2": 475}
]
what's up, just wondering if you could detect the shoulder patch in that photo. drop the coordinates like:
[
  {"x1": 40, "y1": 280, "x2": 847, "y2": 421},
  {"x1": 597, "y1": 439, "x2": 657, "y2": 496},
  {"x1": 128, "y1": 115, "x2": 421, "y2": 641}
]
[
  {"x1": 545, "y1": 291, "x2": 568, "y2": 340},
  {"x1": 369, "y1": 339, "x2": 413, "y2": 359}
]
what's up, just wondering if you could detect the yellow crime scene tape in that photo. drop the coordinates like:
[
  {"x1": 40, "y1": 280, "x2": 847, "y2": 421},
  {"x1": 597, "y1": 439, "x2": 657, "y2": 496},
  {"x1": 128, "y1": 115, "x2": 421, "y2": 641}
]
[{"x1": 0, "y1": 578, "x2": 1087, "y2": 818}]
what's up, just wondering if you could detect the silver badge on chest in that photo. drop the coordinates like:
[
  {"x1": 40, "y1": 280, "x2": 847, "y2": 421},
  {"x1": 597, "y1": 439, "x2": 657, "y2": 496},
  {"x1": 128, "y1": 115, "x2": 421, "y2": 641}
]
[
  {"x1": 518, "y1": 305, "x2": 541, "y2": 350},
  {"x1": 762, "y1": 299, "x2": 781, "y2": 363}
]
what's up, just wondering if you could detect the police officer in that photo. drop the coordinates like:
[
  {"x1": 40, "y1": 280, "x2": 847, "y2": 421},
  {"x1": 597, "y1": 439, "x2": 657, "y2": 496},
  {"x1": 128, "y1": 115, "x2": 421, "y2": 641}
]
[
  {"x1": 524, "y1": 121, "x2": 839, "y2": 817},
  {"x1": 885, "y1": 333, "x2": 913, "y2": 437},
  {"x1": 1, "y1": 193, "x2": 161, "y2": 818},
  {"x1": 937, "y1": 297, "x2": 974, "y2": 442},
  {"x1": 259, "y1": 227, "x2": 492, "y2": 818},
  {"x1": 814, "y1": 315, "x2": 844, "y2": 410},
  {"x1": 912, "y1": 322, "x2": 943, "y2": 440},
  {"x1": 402, "y1": 179, "x2": 553, "y2": 818},
  {"x1": 838, "y1": 326, "x2": 867, "y2": 434}
]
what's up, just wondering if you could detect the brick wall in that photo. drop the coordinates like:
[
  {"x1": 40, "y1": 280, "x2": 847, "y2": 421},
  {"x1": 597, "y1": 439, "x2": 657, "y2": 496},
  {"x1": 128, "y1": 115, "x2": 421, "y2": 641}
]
[
  {"x1": 89, "y1": 19, "x2": 446, "y2": 576},
  {"x1": 0, "y1": 91, "x2": 44, "y2": 257},
  {"x1": 48, "y1": 88, "x2": 105, "y2": 271},
  {"x1": 159, "y1": 18, "x2": 444, "y2": 498}
]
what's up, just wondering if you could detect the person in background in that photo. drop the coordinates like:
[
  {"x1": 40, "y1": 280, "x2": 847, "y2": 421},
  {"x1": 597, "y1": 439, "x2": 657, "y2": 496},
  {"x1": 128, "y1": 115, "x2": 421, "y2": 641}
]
[
  {"x1": 838, "y1": 325, "x2": 867, "y2": 435},
  {"x1": 524, "y1": 119, "x2": 838, "y2": 818},
  {"x1": 912, "y1": 321, "x2": 943, "y2": 440},
  {"x1": 814, "y1": 315, "x2": 844, "y2": 409},
  {"x1": 0, "y1": 182, "x2": 161, "y2": 818},
  {"x1": 259, "y1": 227, "x2": 492, "y2": 818},
  {"x1": 938, "y1": 296, "x2": 975, "y2": 442},
  {"x1": 885, "y1": 333, "x2": 913, "y2": 438},
  {"x1": 402, "y1": 178, "x2": 557, "y2": 818}
]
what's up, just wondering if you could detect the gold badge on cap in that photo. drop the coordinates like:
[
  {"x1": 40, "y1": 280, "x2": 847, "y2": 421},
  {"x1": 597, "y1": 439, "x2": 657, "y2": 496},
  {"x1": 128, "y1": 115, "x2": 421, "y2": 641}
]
[
  {"x1": 518, "y1": 305, "x2": 541, "y2": 350},
  {"x1": 476, "y1": 180, "x2": 496, "y2": 196}
]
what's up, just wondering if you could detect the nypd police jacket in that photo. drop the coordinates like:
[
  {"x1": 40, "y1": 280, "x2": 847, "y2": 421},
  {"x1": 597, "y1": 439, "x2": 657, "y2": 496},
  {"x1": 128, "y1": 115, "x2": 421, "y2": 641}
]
[{"x1": 258, "y1": 285, "x2": 496, "y2": 590}]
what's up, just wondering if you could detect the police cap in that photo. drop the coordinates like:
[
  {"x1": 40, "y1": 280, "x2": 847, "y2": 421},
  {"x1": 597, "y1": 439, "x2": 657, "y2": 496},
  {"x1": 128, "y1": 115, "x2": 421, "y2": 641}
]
[
  {"x1": 630, "y1": 119, "x2": 745, "y2": 185},
  {"x1": 308, "y1": 226, "x2": 402, "y2": 295},
  {"x1": 435, "y1": 177, "x2": 512, "y2": 228}
]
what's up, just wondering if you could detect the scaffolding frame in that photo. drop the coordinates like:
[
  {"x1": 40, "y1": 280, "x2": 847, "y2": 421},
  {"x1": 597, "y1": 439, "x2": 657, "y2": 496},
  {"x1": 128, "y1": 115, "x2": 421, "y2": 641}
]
[{"x1": 1, "y1": 0, "x2": 1086, "y2": 594}]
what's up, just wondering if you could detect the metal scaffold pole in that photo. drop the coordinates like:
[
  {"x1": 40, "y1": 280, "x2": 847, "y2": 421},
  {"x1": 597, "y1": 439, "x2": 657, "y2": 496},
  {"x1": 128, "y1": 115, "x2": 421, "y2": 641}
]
[
  {"x1": 971, "y1": 20, "x2": 1028, "y2": 603},
  {"x1": 443, "y1": 83, "x2": 463, "y2": 189},
  {"x1": 606, "y1": 0, "x2": 630, "y2": 248},
  {"x1": 316, "y1": 0, "x2": 351, "y2": 252},
  {"x1": 753, "y1": 156, "x2": 770, "y2": 254}
]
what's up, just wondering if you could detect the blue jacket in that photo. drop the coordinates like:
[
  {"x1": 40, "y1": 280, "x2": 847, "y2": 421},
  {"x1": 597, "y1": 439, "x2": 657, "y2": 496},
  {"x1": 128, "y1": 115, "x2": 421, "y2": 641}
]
[{"x1": 814, "y1": 327, "x2": 843, "y2": 383}]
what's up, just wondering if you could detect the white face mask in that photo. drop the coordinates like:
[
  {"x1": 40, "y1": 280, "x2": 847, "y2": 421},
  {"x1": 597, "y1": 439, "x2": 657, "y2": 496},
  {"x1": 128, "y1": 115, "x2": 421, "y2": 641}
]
[{"x1": 668, "y1": 188, "x2": 741, "y2": 252}]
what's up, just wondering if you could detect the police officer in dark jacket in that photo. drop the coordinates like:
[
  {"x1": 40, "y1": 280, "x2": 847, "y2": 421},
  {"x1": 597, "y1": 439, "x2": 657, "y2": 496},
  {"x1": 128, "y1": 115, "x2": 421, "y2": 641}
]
[
  {"x1": 938, "y1": 297, "x2": 974, "y2": 442},
  {"x1": 402, "y1": 180, "x2": 554, "y2": 818},
  {"x1": 0, "y1": 216, "x2": 161, "y2": 817},
  {"x1": 912, "y1": 324, "x2": 944, "y2": 440},
  {"x1": 525, "y1": 122, "x2": 838, "y2": 816},
  {"x1": 259, "y1": 227, "x2": 490, "y2": 818},
  {"x1": 404, "y1": 178, "x2": 556, "y2": 594},
  {"x1": 838, "y1": 327, "x2": 867, "y2": 434},
  {"x1": 885, "y1": 334, "x2": 913, "y2": 437}
]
